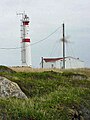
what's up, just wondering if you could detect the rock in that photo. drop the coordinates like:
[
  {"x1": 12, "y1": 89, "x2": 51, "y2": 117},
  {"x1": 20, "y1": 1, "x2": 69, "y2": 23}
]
[
  {"x1": 0, "y1": 76, "x2": 27, "y2": 99},
  {"x1": 80, "y1": 105, "x2": 90, "y2": 120},
  {"x1": 0, "y1": 65, "x2": 15, "y2": 73},
  {"x1": 69, "y1": 105, "x2": 90, "y2": 120}
]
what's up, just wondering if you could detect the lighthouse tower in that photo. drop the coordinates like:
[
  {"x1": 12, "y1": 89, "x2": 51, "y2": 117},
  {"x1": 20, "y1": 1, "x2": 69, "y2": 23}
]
[{"x1": 21, "y1": 13, "x2": 31, "y2": 67}]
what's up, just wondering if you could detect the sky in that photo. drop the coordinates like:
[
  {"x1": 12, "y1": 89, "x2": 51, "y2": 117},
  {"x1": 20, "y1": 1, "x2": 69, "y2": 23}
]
[{"x1": 0, "y1": 0, "x2": 90, "y2": 68}]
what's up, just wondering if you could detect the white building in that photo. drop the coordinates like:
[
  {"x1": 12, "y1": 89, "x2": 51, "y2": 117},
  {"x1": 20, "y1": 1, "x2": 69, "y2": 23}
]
[{"x1": 41, "y1": 56, "x2": 84, "y2": 69}]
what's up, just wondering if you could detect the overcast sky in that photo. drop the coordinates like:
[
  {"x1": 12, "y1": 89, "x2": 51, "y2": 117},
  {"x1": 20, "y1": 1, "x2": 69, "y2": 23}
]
[{"x1": 0, "y1": 0, "x2": 90, "y2": 67}]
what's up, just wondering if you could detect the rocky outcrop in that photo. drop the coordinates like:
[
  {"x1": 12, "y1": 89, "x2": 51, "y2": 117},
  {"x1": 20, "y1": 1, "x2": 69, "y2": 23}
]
[
  {"x1": 0, "y1": 65, "x2": 15, "y2": 73},
  {"x1": 80, "y1": 105, "x2": 90, "y2": 120},
  {"x1": 0, "y1": 76, "x2": 27, "y2": 99},
  {"x1": 69, "y1": 105, "x2": 90, "y2": 120}
]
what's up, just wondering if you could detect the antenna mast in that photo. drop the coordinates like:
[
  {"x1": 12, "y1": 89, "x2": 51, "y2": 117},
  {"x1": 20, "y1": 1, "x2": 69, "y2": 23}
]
[{"x1": 62, "y1": 23, "x2": 65, "y2": 69}]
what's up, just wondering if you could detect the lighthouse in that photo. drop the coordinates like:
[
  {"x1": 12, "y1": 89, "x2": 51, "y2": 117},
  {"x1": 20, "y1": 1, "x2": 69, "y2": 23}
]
[{"x1": 20, "y1": 13, "x2": 31, "y2": 67}]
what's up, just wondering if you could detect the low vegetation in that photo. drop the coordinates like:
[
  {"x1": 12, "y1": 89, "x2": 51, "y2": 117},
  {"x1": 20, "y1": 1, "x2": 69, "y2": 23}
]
[{"x1": 0, "y1": 66, "x2": 90, "y2": 120}]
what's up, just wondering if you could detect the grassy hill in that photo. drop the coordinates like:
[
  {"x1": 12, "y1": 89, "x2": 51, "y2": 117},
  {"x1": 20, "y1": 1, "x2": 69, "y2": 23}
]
[{"x1": 0, "y1": 66, "x2": 90, "y2": 120}]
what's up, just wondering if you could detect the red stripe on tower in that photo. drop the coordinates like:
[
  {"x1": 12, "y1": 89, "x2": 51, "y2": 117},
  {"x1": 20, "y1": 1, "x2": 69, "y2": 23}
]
[
  {"x1": 23, "y1": 21, "x2": 29, "y2": 25},
  {"x1": 22, "y1": 39, "x2": 30, "y2": 42}
]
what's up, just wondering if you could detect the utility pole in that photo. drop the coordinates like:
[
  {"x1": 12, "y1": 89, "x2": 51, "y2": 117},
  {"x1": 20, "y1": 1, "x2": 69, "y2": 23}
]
[
  {"x1": 62, "y1": 23, "x2": 65, "y2": 69},
  {"x1": 41, "y1": 57, "x2": 43, "y2": 68}
]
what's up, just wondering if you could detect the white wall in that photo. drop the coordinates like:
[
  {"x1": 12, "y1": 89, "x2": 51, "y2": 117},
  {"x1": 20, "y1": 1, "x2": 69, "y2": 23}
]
[
  {"x1": 65, "y1": 58, "x2": 84, "y2": 69},
  {"x1": 43, "y1": 57, "x2": 84, "y2": 69}
]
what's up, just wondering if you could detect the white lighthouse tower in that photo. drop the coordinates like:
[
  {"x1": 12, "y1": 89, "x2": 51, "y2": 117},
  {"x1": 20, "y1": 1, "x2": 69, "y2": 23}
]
[{"x1": 20, "y1": 12, "x2": 31, "y2": 67}]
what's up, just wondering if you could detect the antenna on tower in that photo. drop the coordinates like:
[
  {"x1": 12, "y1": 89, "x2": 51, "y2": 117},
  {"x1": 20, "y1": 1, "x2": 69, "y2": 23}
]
[{"x1": 16, "y1": 11, "x2": 25, "y2": 18}]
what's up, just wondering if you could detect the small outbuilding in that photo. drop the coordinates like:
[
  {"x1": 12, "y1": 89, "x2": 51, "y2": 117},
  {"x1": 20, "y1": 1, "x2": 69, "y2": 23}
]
[{"x1": 41, "y1": 56, "x2": 84, "y2": 69}]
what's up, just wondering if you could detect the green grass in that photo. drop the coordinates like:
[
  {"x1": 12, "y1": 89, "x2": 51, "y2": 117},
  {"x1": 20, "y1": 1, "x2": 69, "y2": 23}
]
[{"x1": 0, "y1": 66, "x2": 90, "y2": 120}]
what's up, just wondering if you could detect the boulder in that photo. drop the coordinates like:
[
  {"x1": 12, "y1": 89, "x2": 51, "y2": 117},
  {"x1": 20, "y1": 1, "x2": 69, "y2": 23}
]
[{"x1": 0, "y1": 76, "x2": 27, "y2": 99}]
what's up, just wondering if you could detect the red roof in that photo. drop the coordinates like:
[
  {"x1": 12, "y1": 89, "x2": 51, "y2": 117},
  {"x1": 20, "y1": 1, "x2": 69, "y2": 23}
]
[
  {"x1": 43, "y1": 58, "x2": 63, "y2": 62},
  {"x1": 43, "y1": 56, "x2": 84, "y2": 62}
]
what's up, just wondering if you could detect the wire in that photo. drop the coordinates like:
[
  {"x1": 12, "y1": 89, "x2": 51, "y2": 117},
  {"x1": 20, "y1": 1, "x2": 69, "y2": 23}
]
[
  {"x1": 49, "y1": 41, "x2": 60, "y2": 57},
  {"x1": 0, "y1": 26, "x2": 61, "y2": 50},
  {"x1": 31, "y1": 27, "x2": 61, "y2": 46},
  {"x1": 66, "y1": 43, "x2": 78, "y2": 68},
  {"x1": 0, "y1": 47, "x2": 21, "y2": 50}
]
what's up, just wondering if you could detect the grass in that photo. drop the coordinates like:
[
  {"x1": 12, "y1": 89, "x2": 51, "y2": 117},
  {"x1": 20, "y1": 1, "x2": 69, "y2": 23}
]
[{"x1": 0, "y1": 66, "x2": 90, "y2": 120}]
